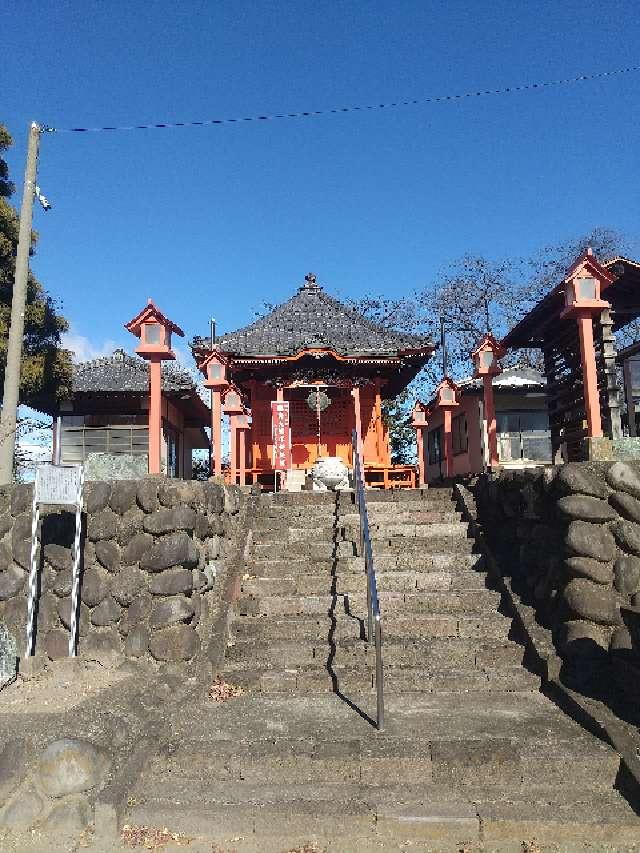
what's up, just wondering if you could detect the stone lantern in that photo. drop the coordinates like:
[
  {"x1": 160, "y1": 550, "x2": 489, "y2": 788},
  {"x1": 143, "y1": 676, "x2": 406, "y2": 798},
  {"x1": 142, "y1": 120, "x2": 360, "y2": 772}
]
[
  {"x1": 560, "y1": 248, "x2": 614, "y2": 440},
  {"x1": 125, "y1": 300, "x2": 185, "y2": 475},
  {"x1": 471, "y1": 333, "x2": 506, "y2": 470},
  {"x1": 411, "y1": 403, "x2": 429, "y2": 487},
  {"x1": 198, "y1": 353, "x2": 229, "y2": 478},
  {"x1": 434, "y1": 377, "x2": 460, "y2": 479}
]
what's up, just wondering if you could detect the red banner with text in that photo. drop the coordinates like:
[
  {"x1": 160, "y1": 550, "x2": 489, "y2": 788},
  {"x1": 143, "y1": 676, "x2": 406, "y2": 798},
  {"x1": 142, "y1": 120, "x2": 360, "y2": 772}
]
[{"x1": 271, "y1": 401, "x2": 291, "y2": 470}]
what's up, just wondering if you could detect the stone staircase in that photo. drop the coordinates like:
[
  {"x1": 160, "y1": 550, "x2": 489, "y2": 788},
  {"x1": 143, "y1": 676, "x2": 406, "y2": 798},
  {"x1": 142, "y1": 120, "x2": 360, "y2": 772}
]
[{"x1": 126, "y1": 488, "x2": 640, "y2": 851}]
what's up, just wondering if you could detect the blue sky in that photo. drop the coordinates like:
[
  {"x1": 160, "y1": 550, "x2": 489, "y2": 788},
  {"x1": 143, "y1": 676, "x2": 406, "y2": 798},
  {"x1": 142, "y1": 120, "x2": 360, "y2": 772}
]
[{"x1": 4, "y1": 0, "x2": 640, "y2": 368}]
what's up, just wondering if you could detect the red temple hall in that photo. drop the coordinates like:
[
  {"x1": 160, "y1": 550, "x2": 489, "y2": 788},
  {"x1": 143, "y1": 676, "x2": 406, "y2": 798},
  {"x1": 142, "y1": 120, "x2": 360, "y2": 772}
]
[{"x1": 192, "y1": 273, "x2": 434, "y2": 489}]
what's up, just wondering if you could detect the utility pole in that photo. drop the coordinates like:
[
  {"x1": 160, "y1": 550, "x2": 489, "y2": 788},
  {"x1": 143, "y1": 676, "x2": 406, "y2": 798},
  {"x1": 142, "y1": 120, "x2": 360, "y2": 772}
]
[{"x1": 0, "y1": 122, "x2": 41, "y2": 484}]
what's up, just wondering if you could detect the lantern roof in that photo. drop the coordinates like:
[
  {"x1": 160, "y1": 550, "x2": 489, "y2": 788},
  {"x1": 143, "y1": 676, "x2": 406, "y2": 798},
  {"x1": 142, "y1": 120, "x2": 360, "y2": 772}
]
[
  {"x1": 125, "y1": 299, "x2": 185, "y2": 339},
  {"x1": 563, "y1": 247, "x2": 615, "y2": 290},
  {"x1": 192, "y1": 273, "x2": 433, "y2": 359},
  {"x1": 471, "y1": 332, "x2": 506, "y2": 361}
]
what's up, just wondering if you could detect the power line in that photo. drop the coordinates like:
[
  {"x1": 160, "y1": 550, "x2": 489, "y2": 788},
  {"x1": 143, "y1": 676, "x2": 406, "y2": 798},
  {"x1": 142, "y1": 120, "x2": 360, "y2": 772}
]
[{"x1": 43, "y1": 64, "x2": 640, "y2": 135}]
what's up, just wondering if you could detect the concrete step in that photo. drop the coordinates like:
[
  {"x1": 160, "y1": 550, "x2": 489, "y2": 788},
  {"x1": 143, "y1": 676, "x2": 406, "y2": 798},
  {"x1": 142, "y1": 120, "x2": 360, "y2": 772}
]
[
  {"x1": 125, "y1": 783, "x2": 640, "y2": 851},
  {"x1": 255, "y1": 509, "x2": 462, "y2": 528},
  {"x1": 137, "y1": 732, "x2": 618, "y2": 792},
  {"x1": 228, "y1": 664, "x2": 540, "y2": 694},
  {"x1": 373, "y1": 535, "x2": 475, "y2": 554},
  {"x1": 232, "y1": 613, "x2": 512, "y2": 643},
  {"x1": 252, "y1": 520, "x2": 469, "y2": 543},
  {"x1": 224, "y1": 637, "x2": 525, "y2": 671},
  {"x1": 248, "y1": 553, "x2": 485, "y2": 575},
  {"x1": 240, "y1": 569, "x2": 491, "y2": 597},
  {"x1": 236, "y1": 588, "x2": 503, "y2": 617}
]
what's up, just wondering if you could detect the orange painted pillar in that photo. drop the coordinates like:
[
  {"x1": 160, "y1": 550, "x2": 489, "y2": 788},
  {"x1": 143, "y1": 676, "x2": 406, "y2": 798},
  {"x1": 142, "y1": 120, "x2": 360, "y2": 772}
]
[
  {"x1": 149, "y1": 358, "x2": 162, "y2": 474},
  {"x1": 443, "y1": 407, "x2": 453, "y2": 478},
  {"x1": 416, "y1": 427, "x2": 425, "y2": 487},
  {"x1": 238, "y1": 427, "x2": 246, "y2": 486},
  {"x1": 228, "y1": 415, "x2": 237, "y2": 485},
  {"x1": 211, "y1": 390, "x2": 222, "y2": 478},
  {"x1": 483, "y1": 374, "x2": 499, "y2": 467},
  {"x1": 275, "y1": 386, "x2": 286, "y2": 489},
  {"x1": 577, "y1": 312, "x2": 603, "y2": 438},
  {"x1": 352, "y1": 386, "x2": 363, "y2": 457}
]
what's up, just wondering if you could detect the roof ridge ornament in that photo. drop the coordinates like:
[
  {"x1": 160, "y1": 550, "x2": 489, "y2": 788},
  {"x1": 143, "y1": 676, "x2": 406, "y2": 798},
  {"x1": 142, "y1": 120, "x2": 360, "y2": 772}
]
[{"x1": 301, "y1": 272, "x2": 321, "y2": 292}]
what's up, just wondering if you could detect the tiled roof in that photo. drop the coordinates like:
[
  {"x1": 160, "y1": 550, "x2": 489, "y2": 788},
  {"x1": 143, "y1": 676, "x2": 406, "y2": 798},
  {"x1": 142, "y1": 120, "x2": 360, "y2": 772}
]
[
  {"x1": 73, "y1": 350, "x2": 196, "y2": 394},
  {"x1": 458, "y1": 366, "x2": 547, "y2": 391},
  {"x1": 194, "y1": 274, "x2": 433, "y2": 357}
]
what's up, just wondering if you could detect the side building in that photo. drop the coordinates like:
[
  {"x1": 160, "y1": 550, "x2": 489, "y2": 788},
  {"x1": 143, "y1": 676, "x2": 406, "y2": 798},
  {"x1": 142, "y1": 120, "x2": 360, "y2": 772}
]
[
  {"x1": 424, "y1": 366, "x2": 551, "y2": 482},
  {"x1": 39, "y1": 349, "x2": 210, "y2": 479}
]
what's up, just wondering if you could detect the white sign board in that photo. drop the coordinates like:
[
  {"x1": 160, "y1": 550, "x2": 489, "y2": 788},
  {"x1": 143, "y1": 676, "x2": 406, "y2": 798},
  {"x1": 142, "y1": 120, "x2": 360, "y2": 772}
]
[{"x1": 35, "y1": 464, "x2": 83, "y2": 506}]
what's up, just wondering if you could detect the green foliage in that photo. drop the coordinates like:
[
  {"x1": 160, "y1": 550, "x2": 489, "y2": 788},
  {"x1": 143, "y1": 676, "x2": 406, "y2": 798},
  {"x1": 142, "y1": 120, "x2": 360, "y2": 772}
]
[{"x1": 0, "y1": 125, "x2": 71, "y2": 407}]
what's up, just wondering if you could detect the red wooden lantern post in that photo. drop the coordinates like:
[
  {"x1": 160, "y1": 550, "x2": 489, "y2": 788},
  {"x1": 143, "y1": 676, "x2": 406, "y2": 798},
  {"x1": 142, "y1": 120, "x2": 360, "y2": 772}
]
[
  {"x1": 125, "y1": 300, "x2": 184, "y2": 475},
  {"x1": 223, "y1": 386, "x2": 244, "y2": 484},
  {"x1": 236, "y1": 411, "x2": 251, "y2": 486},
  {"x1": 471, "y1": 333, "x2": 506, "y2": 469},
  {"x1": 199, "y1": 353, "x2": 229, "y2": 478},
  {"x1": 411, "y1": 403, "x2": 428, "y2": 487},
  {"x1": 560, "y1": 249, "x2": 614, "y2": 440},
  {"x1": 435, "y1": 377, "x2": 460, "y2": 479}
]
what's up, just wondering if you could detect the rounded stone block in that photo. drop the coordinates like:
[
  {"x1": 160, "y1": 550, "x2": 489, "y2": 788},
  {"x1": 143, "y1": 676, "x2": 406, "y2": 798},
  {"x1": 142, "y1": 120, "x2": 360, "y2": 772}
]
[
  {"x1": 95, "y1": 540, "x2": 120, "y2": 574},
  {"x1": 148, "y1": 624, "x2": 200, "y2": 661},
  {"x1": 137, "y1": 479, "x2": 159, "y2": 514},
  {"x1": 557, "y1": 464, "x2": 609, "y2": 498},
  {"x1": 80, "y1": 567, "x2": 108, "y2": 607},
  {"x1": 11, "y1": 484, "x2": 33, "y2": 516},
  {"x1": 140, "y1": 532, "x2": 198, "y2": 572},
  {"x1": 149, "y1": 596, "x2": 194, "y2": 630},
  {"x1": 43, "y1": 544, "x2": 72, "y2": 573},
  {"x1": 1, "y1": 789, "x2": 44, "y2": 831},
  {"x1": 87, "y1": 509, "x2": 117, "y2": 542},
  {"x1": 109, "y1": 481, "x2": 137, "y2": 515},
  {"x1": 609, "y1": 491, "x2": 640, "y2": 524},
  {"x1": 37, "y1": 739, "x2": 108, "y2": 798},
  {"x1": 563, "y1": 578, "x2": 619, "y2": 625},
  {"x1": 557, "y1": 495, "x2": 617, "y2": 523},
  {"x1": 124, "y1": 624, "x2": 150, "y2": 658},
  {"x1": 606, "y1": 462, "x2": 640, "y2": 499},
  {"x1": 118, "y1": 592, "x2": 152, "y2": 636},
  {"x1": 565, "y1": 520, "x2": 616, "y2": 562},
  {"x1": 612, "y1": 520, "x2": 640, "y2": 556},
  {"x1": 0, "y1": 565, "x2": 26, "y2": 600},
  {"x1": 90, "y1": 595, "x2": 122, "y2": 627},
  {"x1": 610, "y1": 626, "x2": 633, "y2": 652},
  {"x1": 563, "y1": 619, "x2": 609, "y2": 652},
  {"x1": 111, "y1": 564, "x2": 146, "y2": 607},
  {"x1": 565, "y1": 556, "x2": 612, "y2": 586},
  {"x1": 149, "y1": 568, "x2": 193, "y2": 596},
  {"x1": 614, "y1": 554, "x2": 640, "y2": 596},
  {"x1": 116, "y1": 507, "x2": 145, "y2": 547},
  {"x1": 122, "y1": 532, "x2": 154, "y2": 566},
  {"x1": 53, "y1": 568, "x2": 72, "y2": 598},
  {"x1": 84, "y1": 482, "x2": 111, "y2": 514},
  {"x1": 143, "y1": 505, "x2": 196, "y2": 536}
]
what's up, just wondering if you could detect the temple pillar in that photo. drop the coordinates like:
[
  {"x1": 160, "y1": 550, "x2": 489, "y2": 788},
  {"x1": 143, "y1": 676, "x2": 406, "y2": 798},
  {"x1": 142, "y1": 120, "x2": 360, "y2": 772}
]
[
  {"x1": 238, "y1": 425, "x2": 246, "y2": 486},
  {"x1": 443, "y1": 407, "x2": 454, "y2": 479},
  {"x1": 576, "y1": 312, "x2": 603, "y2": 438},
  {"x1": 351, "y1": 385, "x2": 363, "y2": 457},
  {"x1": 228, "y1": 415, "x2": 237, "y2": 485},
  {"x1": 416, "y1": 427, "x2": 425, "y2": 486},
  {"x1": 482, "y1": 374, "x2": 499, "y2": 468},
  {"x1": 149, "y1": 358, "x2": 162, "y2": 475},
  {"x1": 374, "y1": 382, "x2": 384, "y2": 463},
  {"x1": 210, "y1": 390, "x2": 222, "y2": 478}
]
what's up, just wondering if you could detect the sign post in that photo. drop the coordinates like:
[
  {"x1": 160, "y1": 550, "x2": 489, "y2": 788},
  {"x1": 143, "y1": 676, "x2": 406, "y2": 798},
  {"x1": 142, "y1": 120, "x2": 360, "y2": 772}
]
[
  {"x1": 25, "y1": 464, "x2": 84, "y2": 658},
  {"x1": 271, "y1": 401, "x2": 291, "y2": 491}
]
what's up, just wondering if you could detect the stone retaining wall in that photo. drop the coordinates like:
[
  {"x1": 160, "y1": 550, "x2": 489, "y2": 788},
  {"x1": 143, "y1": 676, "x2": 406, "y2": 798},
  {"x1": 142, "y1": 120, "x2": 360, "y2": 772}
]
[
  {"x1": 0, "y1": 478, "x2": 247, "y2": 666},
  {"x1": 472, "y1": 462, "x2": 640, "y2": 689}
]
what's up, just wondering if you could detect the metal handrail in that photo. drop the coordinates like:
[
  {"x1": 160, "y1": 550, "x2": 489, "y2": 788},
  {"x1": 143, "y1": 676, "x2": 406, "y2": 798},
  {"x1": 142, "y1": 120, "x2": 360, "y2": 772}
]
[{"x1": 351, "y1": 429, "x2": 384, "y2": 731}]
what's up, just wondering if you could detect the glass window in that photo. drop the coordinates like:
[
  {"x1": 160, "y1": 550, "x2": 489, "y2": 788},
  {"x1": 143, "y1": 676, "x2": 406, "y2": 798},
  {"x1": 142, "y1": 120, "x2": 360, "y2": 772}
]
[
  {"x1": 577, "y1": 277, "x2": 597, "y2": 300},
  {"x1": 144, "y1": 323, "x2": 162, "y2": 344}
]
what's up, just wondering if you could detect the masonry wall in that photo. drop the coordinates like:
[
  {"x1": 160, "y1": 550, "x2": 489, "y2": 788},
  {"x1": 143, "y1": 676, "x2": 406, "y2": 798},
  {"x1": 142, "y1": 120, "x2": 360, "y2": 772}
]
[
  {"x1": 0, "y1": 478, "x2": 248, "y2": 666},
  {"x1": 472, "y1": 462, "x2": 640, "y2": 692}
]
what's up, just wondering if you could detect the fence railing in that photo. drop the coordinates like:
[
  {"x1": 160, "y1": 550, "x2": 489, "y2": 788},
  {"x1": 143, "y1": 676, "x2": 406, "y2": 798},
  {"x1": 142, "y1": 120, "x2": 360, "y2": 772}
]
[{"x1": 351, "y1": 429, "x2": 384, "y2": 731}]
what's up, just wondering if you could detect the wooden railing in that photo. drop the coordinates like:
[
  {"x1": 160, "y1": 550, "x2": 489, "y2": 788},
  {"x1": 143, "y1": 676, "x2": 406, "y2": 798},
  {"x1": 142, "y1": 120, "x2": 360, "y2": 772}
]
[{"x1": 226, "y1": 464, "x2": 417, "y2": 490}]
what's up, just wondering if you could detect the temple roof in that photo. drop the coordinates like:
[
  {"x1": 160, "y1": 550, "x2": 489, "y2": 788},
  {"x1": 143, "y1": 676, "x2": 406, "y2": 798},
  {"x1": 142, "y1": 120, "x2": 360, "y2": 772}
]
[
  {"x1": 72, "y1": 349, "x2": 196, "y2": 394},
  {"x1": 458, "y1": 365, "x2": 547, "y2": 392},
  {"x1": 193, "y1": 273, "x2": 433, "y2": 358}
]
